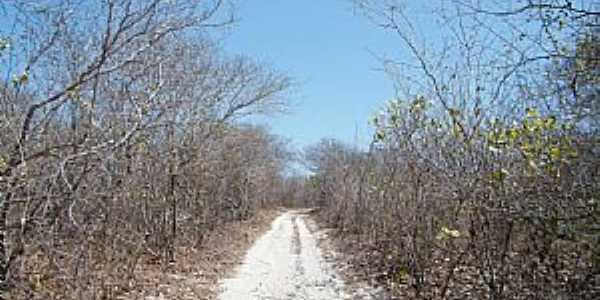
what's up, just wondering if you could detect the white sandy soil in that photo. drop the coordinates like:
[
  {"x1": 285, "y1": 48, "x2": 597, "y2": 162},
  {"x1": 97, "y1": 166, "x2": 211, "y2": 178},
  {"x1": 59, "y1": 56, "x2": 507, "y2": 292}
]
[{"x1": 217, "y1": 210, "x2": 382, "y2": 300}]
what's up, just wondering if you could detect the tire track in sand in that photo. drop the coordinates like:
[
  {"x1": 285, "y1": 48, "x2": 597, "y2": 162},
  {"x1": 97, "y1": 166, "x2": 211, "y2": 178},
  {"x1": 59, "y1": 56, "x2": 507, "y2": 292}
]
[{"x1": 217, "y1": 210, "x2": 381, "y2": 300}]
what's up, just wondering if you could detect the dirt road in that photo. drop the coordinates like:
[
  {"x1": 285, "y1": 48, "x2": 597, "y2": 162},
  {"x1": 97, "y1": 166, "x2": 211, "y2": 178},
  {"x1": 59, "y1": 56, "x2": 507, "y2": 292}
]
[{"x1": 217, "y1": 210, "x2": 382, "y2": 300}]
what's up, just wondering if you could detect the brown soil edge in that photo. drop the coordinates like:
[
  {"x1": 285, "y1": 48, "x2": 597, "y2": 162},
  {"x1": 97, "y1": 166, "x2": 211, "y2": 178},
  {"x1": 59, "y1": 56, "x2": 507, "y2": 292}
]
[
  {"x1": 303, "y1": 209, "x2": 389, "y2": 300},
  {"x1": 120, "y1": 208, "x2": 283, "y2": 300}
]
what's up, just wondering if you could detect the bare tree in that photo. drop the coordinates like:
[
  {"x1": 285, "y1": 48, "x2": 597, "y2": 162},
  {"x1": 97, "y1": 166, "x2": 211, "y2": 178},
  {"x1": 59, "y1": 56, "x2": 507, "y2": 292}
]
[
  {"x1": 0, "y1": 1, "x2": 294, "y2": 298},
  {"x1": 301, "y1": 1, "x2": 600, "y2": 299}
]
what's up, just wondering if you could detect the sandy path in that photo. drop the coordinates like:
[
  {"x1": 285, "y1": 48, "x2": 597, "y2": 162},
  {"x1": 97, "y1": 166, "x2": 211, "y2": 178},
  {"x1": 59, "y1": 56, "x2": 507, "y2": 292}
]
[{"x1": 217, "y1": 211, "x2": 378, "y2": 300}]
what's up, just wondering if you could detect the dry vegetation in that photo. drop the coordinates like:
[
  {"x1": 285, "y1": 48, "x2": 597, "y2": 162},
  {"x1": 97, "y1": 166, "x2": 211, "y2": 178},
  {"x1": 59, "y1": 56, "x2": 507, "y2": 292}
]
[
  {"x1": 1, "y1": 1, "x2": 599, "y2": 299},
  {"x1": 293, "y1": 1, "x2": 600, "y2": 299},
  {"x1": 0, "y1": 1, "x2": 292, "y2": 299},
  {"x1": 119, "y1": 209, "x2": 280, "y2": 300}
]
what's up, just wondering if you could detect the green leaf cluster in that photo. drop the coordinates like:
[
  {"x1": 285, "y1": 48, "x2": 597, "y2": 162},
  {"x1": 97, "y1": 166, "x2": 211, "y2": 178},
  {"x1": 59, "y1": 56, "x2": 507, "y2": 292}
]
[
  {"x1": 437, "y1": 226, "x2": 461, "y2": 240},
  {"x1": 393, "y1": 264, "x2": 410, "y2": 284},
  {"x1": 486, "y1": 108, "x2": 577, "y2": 179},
  {"x1": 0, "y1": 156, "x2": 7, "y2": 171},
  {"x1": 12, "y1": 71, "x2": 29, "y2": 86},
  {"x1": 370, "y1": 96, "x2": 432, "y2": 143},
  {"x1": 0, "y1": 37, "x2": 9, "y2": 53}
]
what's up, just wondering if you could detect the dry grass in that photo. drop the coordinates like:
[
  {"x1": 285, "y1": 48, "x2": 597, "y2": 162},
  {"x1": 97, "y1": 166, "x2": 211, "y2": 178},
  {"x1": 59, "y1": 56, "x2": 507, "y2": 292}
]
[
  {"x1": 121, "y1": 209, "x2": 281, "y2": 300},
  {"x1": 10, "y1": 209, "x2": 281, "y2": 300}
]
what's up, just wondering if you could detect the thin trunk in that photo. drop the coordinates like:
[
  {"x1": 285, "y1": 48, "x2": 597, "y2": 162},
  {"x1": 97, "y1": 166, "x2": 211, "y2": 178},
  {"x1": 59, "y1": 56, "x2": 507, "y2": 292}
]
[
  {"x1": 0, "y1": 191, "x2": 9, "y2": 292},
  {"x1": 0, "y1": 174, "x2": 14, "y2": 298},
  {"x1": 169, "y1": 172, "x2": 176, "y2": 262},
  {"x1": 167, "y1": 123, "x2": 177, "y2": 262}
]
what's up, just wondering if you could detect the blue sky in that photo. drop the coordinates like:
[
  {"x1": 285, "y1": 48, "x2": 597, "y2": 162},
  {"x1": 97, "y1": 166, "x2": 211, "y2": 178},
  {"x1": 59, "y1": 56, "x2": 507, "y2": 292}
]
[
  {"x1": 224, "y1": 1, "x2": 538, "y2": 154},
  {"x1": 225, "y1": 0, "x2": 403, "y2": 151}
]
